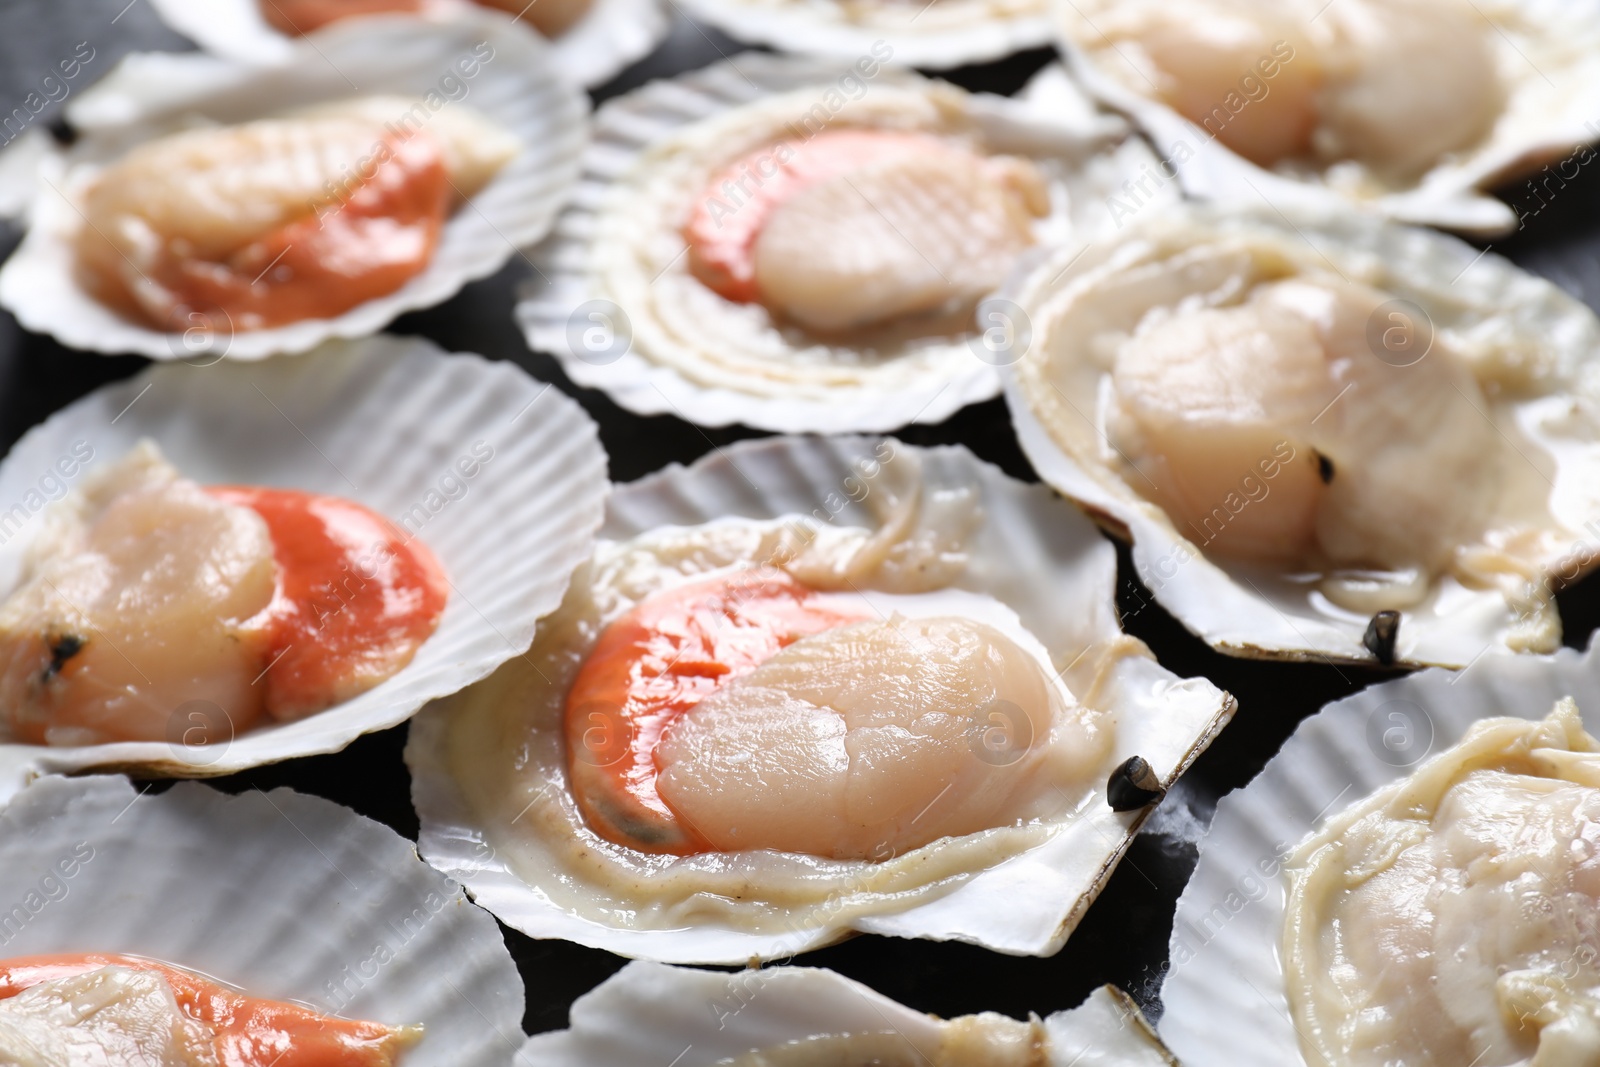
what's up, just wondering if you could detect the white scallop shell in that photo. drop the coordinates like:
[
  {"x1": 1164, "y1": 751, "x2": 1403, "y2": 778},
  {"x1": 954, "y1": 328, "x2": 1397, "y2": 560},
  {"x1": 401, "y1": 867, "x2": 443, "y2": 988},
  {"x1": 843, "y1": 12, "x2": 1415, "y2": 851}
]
[
  {"x1": 0, "y1": 333, "x2": 608, "y2": 802},
  {"x1": 0, "y1": 772, "x2": 525, "y2": 1067},
  {"x1": 669, "y1": 0, "x2": 1053, "y2": 70},
  {"x1": 1052, "y1": 0, "x2": 1600, "y2": 236},
  {"x1": 407, "y1": 434, "x2": 1234, "y2": 963},
  {"x1": 518, "y1": 961, "x2": 1175, "y2": 1066},
  {"x1": 145, "y1": 0, "x2": 669, "y2": 90},
  {"x1": 0, "y1": 12, "x2": 588, "y2": 361},
  {"x1": 1002, "y1": 200, "x2": 1600, "y2": 668},
  {"x1": 1156, "y1": 634, "x2": 1600, "y2": 1066},
  {"x1": 515, "y1": 52, "x2": 1166, "y2": 433}
]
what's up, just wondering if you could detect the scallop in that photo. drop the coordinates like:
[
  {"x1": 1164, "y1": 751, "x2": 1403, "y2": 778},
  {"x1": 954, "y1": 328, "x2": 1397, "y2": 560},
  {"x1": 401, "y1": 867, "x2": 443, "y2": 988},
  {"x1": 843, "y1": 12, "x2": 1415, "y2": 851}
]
[
  {"x1": 407, "y1": 435, "x2": 1233, "y2": 962},
  {"x1": 655, "y1": 615, "x2": 1100, "y2": 860},
  {"x1": 517, "y1": 52, "x2": 1169, "y2": 433},
  {"x1": 0, "y1": 333, "x2": 606, "y2": 801},
  {"x1": 751, "y1": 145, "x2": 1046, "y2": 333},
  {"x1": 0, "y1": 12, "x2": 586, "y2": 359},
  {"x1": 1158, "y1": 628, "x2": 1600, "y2": 1067},
  {"x1": 1004, "y1": 201, "x2": 1600, "y2": 667},
  {"x1": 0, "y1": 772, "x2": 523, "y2": 1067},
  {"x1": 144, "y1": 0, "x2": 671, "y2": 89},
  {"x1": 1284, "y1": 702, "x2": 1600, "y2": 1067},
  {"x1": 520, "y1": 961, "x2": 1176, "y2": 1066},
  {"x1": 666, "y1": 0, "x2": 1054, "y2": 70},
  {"x1": 1056, "y1": 0, "x2": 1600, "y2": 233},
  {"x1": 0, "y1": 444, "x2": 278, "y2": 747}
]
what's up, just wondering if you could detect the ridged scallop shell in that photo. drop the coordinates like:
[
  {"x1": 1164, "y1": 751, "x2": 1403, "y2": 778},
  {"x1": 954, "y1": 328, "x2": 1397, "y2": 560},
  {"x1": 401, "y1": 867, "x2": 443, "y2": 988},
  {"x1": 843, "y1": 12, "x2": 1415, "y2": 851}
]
[
  {"x1": 1003, "y1": 200, "x2": 1600, "y2": 668},
  {"x1": 0, "y1": 12, "x2": 587, "y2": 360},
  {"x1": 0, "y1": 773, "x2": 525, "y2": 1067},
  {"x1": 1052, "y1": 0, "x2": 1600, "y2": 236},
  {"x1": 515, "y1": 52, "x2": 1163, "y2": 433},
  {"x1": 145, "y1": 0, "x2": 668, "y2": 90},
  {"x1": 669, "y1": 0, "x2": 1053, "y2": 70},
  {"x1": 1157, "y1": 634, "x2": 1600, "y2": 1066},
  {"x1": 407, "y1": 434, "x2": 1234, "y2": 963},
  {"x1": 518, "y1": 961, "x2": 1176, "y2": 1065},
  {"x1": 0, "y1": 333, "x2": 607, "y2": 802}
]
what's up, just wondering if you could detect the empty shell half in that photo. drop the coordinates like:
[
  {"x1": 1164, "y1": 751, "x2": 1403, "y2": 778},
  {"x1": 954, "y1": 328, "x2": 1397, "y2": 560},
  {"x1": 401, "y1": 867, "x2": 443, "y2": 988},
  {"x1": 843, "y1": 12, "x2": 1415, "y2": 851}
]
[{"x1": 519, "y1": 960, "x2": 1175, "y2": 1065}]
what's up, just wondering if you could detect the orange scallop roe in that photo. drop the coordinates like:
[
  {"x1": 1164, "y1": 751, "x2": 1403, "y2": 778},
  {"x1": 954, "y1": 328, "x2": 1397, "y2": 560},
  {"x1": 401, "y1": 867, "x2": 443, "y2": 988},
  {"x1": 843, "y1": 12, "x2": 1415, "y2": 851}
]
[
  {"x1": 261, "y1": 0, "x2": 592, "y2": 36},
  {"x1": 261, "y1": 0, "x2": 422, "y2": 35},
  {"x1": 0, "y1": 953, "x2": 418, "y2": 1067},
  {"x1": 87, "y1": 130, "x2": 449, "y2": 333},
  {"x1": 564, "y1": 571, "x2": 870, "y2": 853},
  {"x1": 211, "y1": 487, "x2": 448, "y2": 722},
  {"x1": 682, "y1": 129, "x2": 952, "y2": 305}
]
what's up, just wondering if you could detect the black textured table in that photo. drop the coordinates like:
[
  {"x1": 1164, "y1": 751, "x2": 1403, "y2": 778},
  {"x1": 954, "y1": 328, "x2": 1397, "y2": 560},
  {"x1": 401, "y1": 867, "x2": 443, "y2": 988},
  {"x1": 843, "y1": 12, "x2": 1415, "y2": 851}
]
[{"x1": 4, "y1": 0, "x2": 1600, "y2": 1037}]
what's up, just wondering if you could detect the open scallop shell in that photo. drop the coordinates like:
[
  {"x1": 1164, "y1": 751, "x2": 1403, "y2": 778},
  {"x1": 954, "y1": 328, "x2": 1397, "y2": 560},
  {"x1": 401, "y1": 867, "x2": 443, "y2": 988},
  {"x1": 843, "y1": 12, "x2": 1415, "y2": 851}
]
[
  {"x1": 518, "y1": 961, "x2": 1175, "y2": 1065},
  {"x1": 515, "y1": 52, "x2": 1166, "y2": 433},
  {"x1": 0, "y1": 772, "x2": 525, "y2": 1067},
  {"x1": 668, "y1": 0, "x2": 1053, "y2": 71},
  {"x1": 0, "y1": 333, "x2": 608, "y2": 803},
  {"x1": 0, "y1": 12, "x2": 588, "y2": 361},
  {"x1": 407, "y1": 434, "x2": 1233, "y2": 963},
  {"x1": 1002, "y1": 200, "x2": 1600, "y2": 668},
  {"x1": 1053, "y1": 0, "x2": 1600, "y2": 236},
  {"x1": 1156, "y1": 633, "x2": 1600, "y2": 1066},
  {"x1": 145, "y1": 0, "x2": 668, "y2": 89}
]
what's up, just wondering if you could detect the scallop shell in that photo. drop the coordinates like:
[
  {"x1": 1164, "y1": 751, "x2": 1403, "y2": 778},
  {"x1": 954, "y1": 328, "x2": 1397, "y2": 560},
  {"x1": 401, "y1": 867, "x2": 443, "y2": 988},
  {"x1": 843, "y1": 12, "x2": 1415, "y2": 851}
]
[
  {"x1": 1156, "y1": 634, "x2": 1600, "y2": 1066},
  {"x1": 407, "y1": 434, "x2": 1234, "y2": 963},
  {"x1": 668, "y1": 0, "x2": 1054, "y2": 71},
  {"x1": 145, "y1": 0, "x2": 669, "y2": 90},
  {"x1": 1052, "y1": 0, "x2": 1600, "y2": 236},
  {"x1": 0, "y1": 772, "x2": 525, "y2": 1067},
  {"x1": 0, "y1": 12, "x2": 588, "y2": 361},
  {"x1": 0, "y1": 333, "x2": 608, "y2": 802},
  {"x1": 518, "y1": 960, "x2": 1176, "y2": 1065},
  {"x1": 1002, "y1": 200, "x2": 1600, "y2": 669},
  {"x1": 515, "y1": 52, "x2": 1166, "y2": 433}
]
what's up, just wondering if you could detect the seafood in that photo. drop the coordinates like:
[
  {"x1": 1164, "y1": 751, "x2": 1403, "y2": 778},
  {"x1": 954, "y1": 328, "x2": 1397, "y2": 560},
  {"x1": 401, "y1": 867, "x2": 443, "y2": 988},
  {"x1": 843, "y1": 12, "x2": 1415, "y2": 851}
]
[
  {"x1": 519, "y1": 54, "x2": 1165, "y2": 432},
  {"x1": 0, "y1": 443, "x2": 447, "y2": 747},
  {"x1": 1005, "y1": 203, "x2": 1600, "y2": 666},
  {"x1": 407, "y1": 436, "x2": 1232, "y2": 962},
  {"x1": 1057, "y1": 0, "x2": 1600, "y2": 232},
  {"x1": 0, "y1": 335, "x2": 605, "y2": 797}
]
